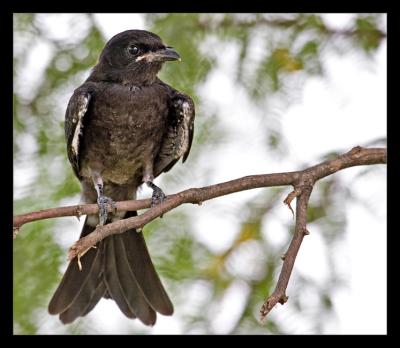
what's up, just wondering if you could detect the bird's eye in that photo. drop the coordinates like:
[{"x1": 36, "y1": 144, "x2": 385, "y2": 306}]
[{"x1": 128, "y1": 45, "x2": 140, "y2": 56}]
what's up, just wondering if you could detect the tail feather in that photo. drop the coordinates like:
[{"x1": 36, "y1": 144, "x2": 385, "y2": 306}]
[
  {"x1": 103, "y1": 236, "x2": 136, "y2": 319},
  {"x1": 121, "y1": 211, "x2": 173, "y2": 316},
  {"x1": 81, "y1": 281, "x2": 108, "y2": 317},
  {"x1": 60, "y1": 278, "x2": 108, "y2": 323},
  {"x1": 48, "y1": 211, "x2": 173, "y2": 325},
  {"x1": 58, "y1": 243, "x2": 105, "y2": 324},
  {"x1": 48, "y1": 220, "x2": 101, "y2": 315},
  {"x1": 112, "y1": 234, "x2": 157, "y2": 325}
]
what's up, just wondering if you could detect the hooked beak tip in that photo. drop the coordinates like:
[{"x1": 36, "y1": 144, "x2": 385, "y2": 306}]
[{"x1": 156, "y1": 47, "x2": 181, "y2": 62}]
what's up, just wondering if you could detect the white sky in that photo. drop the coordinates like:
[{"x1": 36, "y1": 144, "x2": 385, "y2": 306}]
[{"x1": 15, "y1": 13, "x2": 386, "y2": 335}]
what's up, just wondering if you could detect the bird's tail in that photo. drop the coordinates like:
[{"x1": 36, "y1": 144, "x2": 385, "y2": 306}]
[{"x1": 48, "y1": 211, "x2": 173, "y2": 325}]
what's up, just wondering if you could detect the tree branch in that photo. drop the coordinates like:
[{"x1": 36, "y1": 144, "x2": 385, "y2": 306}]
[
  {"x1": 13, "y1": 146, "x2": 387, "y2": 320},
  {"x1": 13, "y1": 198, "x2": 154, "y2": 232},
  {"x1": 260, "y1": 183, "x2": 313, "y2": 320}
]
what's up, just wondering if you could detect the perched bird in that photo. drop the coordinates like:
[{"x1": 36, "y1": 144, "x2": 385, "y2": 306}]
[{"x1": 48, "y1": 30, "x2": 195, "y2": 326}]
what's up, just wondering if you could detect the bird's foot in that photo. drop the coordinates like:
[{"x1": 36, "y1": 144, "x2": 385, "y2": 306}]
[
  {"x1": 97, "y1": 195, "x2": 117, "y2": 226},
  {"x1": 146, "y1": 181, "x2": 166, "y2": 208}
]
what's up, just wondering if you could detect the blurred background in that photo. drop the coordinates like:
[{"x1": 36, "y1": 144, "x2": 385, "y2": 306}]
[{"x1": 13, "y1": 13, "x2": 387, "y2": 335}]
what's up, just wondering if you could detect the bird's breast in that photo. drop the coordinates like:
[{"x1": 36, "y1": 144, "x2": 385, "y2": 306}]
[{"x1": 80, "y1": 83, "x2": 170, "y2": 184}]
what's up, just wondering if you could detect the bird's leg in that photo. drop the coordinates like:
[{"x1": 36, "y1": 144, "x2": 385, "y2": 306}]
[
  {"x1": 143, "y1": 171, "x2": 166, "y2": 208},
  {"x1": 147, "y1": 181, "x2": 166, "y2": 207},
  {"x1": 92, "y1": 172, "x2": 116, "y2": 226}
]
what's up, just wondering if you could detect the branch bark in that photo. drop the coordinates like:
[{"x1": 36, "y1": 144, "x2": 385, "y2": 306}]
[
  {"x1": 260, "y1": 184, "x2": 313, "y2": 320},
  {"x1": 13, "y1": 146, "x2": 387, "y2": 320}
]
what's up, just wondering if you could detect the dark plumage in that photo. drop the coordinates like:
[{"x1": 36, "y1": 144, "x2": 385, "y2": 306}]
[{"x1": 48, "y1": 30, "x2": 195, "y2": 326}]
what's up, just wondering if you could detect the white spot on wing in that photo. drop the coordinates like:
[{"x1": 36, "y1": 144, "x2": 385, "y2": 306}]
[
  {"x1": 176, "y1": 101, "x2": 191, "y2": 158},
  {"x1": 71, "y1": 95, "x2": 89, "y2": 156}
]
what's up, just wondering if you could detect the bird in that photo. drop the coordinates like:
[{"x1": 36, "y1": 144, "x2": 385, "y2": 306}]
[{"x1": 48, "y1": 29, "x2": 195, "y2": 326}]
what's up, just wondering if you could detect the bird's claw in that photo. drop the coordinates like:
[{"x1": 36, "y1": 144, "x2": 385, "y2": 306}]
[
  {"x1": 151, "y1": 186, "x2": 166, "y2": 208},
  {"x1": 146, "y1": 181, "x2": 166, "y2": 208},
  {"x1": 97, "y1": 195, "x2": 116, "y2": 226}
]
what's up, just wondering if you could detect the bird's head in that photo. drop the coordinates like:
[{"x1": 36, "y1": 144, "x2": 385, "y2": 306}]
[{"x1": 89, "y1": 30, "x2": 181, "y2": 85}]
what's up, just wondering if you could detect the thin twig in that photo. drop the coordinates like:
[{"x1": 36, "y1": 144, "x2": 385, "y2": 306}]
[
  {"x1": 260, "y1": 183, "x2": 313, "y2": 320},
  {"x1": 283, "y1": 187, "x2": 301, "y2": 218}
]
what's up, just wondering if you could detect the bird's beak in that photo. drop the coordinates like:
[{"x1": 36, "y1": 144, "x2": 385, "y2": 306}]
[{"x1": 149, "y1": 47, "x2": 181, "y2": 62}]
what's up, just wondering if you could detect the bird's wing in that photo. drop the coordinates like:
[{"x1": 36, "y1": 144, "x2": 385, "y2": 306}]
[
  {"x1": 154, "y1": 92, "x2": 195, "y2": 176},
  {"x1": 65, "y1": 90, "x2": 92, "y2": 178}
]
